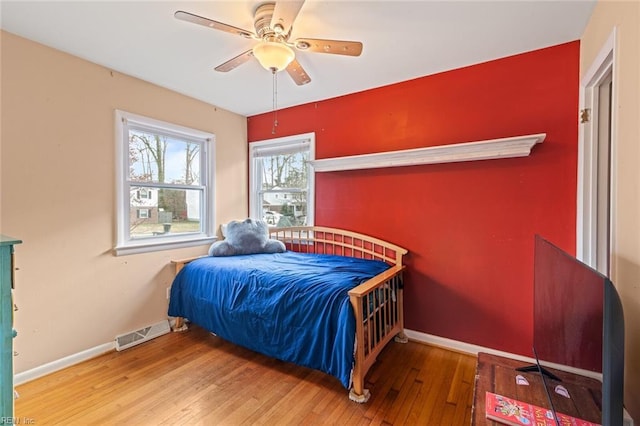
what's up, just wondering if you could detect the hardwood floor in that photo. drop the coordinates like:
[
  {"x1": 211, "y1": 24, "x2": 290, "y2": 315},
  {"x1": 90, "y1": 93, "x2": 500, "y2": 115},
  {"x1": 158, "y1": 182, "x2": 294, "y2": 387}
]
[{"x1": 15, "y1": 325, "x2": 476, "y2": 425}]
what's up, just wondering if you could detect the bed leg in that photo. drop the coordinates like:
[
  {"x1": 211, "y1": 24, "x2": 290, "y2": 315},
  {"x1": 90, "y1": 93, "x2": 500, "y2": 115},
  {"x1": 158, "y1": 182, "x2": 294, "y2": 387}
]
[
  {"x1": 394, "y1": 330, "x2": 408, "y2": 343},
  {"x1": 349, "y1": 387, "x2": 371, "y2": 404},
  {"x1": 349, "y1": 358, "x2": 371, "y2": 403},
  {"x1": 172, "y1": 317, "x2": 188, "y2": 332}
]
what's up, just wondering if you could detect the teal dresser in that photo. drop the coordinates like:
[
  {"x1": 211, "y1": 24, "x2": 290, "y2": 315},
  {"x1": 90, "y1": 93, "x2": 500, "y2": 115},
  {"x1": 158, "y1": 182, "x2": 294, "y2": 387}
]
[{"x1": 1, "y1": 235, "x2": 21, "y2": 419}]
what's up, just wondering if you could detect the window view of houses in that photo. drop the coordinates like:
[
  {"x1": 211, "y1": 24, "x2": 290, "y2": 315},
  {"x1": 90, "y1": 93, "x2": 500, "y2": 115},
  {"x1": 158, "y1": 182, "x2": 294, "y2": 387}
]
[
  {"x1": 259, "y1": 150, "x2": 309, "y2": 227},
  {"x1": 128, "y1": 129, "x2": 204, "y2": 238},
  {"x1": 130, "y1": 187, "x2": 201, "y2": 236}
]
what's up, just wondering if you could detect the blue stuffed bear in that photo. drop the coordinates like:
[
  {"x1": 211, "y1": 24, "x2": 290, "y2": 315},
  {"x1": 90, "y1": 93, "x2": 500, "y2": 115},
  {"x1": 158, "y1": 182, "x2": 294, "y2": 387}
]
[{"x1": 208, "y1": 218, "x2": 286, "y2": 256}]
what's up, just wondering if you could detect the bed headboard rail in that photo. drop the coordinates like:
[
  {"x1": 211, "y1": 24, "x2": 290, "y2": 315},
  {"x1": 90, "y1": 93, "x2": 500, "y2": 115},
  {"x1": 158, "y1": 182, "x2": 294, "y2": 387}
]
[{"x1": 269, "y1": 226, "x2": 407, "y2": 266}]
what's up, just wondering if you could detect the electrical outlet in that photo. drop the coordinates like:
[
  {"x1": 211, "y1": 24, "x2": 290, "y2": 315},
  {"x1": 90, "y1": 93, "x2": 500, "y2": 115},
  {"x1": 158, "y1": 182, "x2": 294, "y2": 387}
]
[{"x1": 166, "y1": 287, "x2": 170, "y2": 300}]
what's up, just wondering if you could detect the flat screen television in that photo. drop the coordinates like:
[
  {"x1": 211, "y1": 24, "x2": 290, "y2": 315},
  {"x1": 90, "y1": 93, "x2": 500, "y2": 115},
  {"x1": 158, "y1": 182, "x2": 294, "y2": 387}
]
[{"x1": 533, "y1": 235, "x2": 625, "y2": 426}]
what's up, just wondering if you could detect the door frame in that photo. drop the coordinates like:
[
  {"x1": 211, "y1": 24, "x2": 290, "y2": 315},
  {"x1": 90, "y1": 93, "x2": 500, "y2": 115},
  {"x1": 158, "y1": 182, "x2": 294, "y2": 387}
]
[{"x1": 576, "y1": 28, "x2": 617, "y2": 274}]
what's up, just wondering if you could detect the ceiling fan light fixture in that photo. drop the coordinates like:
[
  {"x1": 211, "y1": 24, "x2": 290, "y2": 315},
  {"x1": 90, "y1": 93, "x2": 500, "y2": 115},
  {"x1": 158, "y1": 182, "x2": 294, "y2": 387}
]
[{"x1": 252, "y1": 41, "x2": 295, "y2": 72}]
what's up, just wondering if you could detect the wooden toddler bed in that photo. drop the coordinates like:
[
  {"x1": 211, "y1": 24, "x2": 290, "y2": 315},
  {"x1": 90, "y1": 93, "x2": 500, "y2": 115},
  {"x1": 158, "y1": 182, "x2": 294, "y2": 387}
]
[{"x1": 169, "y1": 226, "x2": 408, "y2": 403}]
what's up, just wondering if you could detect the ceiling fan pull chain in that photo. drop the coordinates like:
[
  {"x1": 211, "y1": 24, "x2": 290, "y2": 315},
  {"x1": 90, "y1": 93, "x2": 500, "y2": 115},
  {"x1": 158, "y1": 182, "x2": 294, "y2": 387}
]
[{"x1": 272, "y1": 69, "x2": 279, "y2": 134}]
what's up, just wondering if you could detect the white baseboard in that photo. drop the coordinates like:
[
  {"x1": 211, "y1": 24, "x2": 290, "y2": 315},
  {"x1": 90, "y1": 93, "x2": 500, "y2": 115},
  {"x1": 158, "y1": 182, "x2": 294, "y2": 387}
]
[
  {"x1": 405, "y1": 328, "x2": 531, "y2": 359},
  {"x1": 14, "y1": 341, "x2": 115, "y2": 386},
  {"x1": 404, "y1": 328, "x2": 602, "y2": 381}
]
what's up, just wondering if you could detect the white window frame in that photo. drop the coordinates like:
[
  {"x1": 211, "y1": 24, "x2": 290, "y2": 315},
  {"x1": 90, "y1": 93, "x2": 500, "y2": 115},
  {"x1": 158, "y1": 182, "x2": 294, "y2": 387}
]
[
  {"x1": 249, "y1": 132, "x2": 315, "y2": 226},
  {"x1": 115, "y1": 110, "x2": 216, "y2": 256}
]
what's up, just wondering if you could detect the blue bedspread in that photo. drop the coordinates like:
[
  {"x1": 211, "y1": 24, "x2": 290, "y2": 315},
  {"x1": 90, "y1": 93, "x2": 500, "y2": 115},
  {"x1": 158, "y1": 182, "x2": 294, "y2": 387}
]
[{"x1": 168, "y1": 251, "x2": 389, "y2": 389}]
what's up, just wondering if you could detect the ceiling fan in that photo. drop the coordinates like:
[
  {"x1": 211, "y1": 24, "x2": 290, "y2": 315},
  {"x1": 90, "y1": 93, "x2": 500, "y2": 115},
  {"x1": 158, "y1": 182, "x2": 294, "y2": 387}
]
[{"x1": 174, "y1": 0, "x2": 363, "y2": 86}]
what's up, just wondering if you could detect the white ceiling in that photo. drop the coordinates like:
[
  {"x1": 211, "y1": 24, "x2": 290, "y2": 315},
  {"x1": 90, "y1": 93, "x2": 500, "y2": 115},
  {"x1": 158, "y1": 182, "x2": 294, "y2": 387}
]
[{"x1": 0, "y1": 1, "x2": 596, "y2": 117}]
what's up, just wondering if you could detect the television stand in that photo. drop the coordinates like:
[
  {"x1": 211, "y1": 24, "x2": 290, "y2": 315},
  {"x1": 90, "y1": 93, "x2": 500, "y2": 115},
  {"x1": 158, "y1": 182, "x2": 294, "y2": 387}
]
[{"x1": 472, "y1": 352, "x2": 602, "y2": 425}]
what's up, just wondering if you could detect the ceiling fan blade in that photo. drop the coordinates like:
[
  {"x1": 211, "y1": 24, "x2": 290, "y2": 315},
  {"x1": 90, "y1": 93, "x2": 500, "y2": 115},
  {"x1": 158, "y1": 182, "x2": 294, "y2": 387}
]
[
  {"x1": 214, "y1": 50, "x2": 254, "y2": 72},
  {"x1": 271, "y1": 0, "x2": 305, "y2": 35},
  {"x1": 286, "y1": 58, "x2": 311, "y2": 86},
  {"x1": 175, "y1": 11, "x2": 256, "y2": 39},
  {"x1": 293, "y1": 38, "x2": 363, "y2": 56}
]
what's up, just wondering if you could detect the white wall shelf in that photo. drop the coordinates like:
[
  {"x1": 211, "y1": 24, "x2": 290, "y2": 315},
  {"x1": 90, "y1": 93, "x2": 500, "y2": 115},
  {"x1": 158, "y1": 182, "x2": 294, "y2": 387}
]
[{"x1": 309, "y1": 133, "x2": 546, "y2": 172}]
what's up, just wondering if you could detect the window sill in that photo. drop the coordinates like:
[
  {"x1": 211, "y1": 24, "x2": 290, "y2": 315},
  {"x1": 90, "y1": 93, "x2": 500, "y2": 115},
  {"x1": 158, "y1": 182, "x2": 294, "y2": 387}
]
[{"x1": 114, "y1": 236, "x2": 217, "y2": 256}]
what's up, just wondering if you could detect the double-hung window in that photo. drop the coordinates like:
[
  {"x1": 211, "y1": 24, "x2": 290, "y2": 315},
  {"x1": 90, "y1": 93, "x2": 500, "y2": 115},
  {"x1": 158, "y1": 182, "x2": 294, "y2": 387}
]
[
  {"x1": 249, "y1": 133, "x2": 315, "y2": 227},
  {"x1": 115, "y1": 110, "x2": 215, "y2": 255}
]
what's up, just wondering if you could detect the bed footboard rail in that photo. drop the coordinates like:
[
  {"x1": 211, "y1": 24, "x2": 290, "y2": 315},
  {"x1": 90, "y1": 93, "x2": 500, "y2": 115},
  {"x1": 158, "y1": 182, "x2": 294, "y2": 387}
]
[{"x1": 348, "y1": 265, "x2": 406, "y2": 403}]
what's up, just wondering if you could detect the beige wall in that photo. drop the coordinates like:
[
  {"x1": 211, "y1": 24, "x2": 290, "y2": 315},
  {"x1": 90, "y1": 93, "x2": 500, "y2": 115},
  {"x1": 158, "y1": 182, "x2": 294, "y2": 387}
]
[
  {"x1": 580, "y1": 0, "x2": 640, "y2": 420},
  {"x1": 0, "y1": 31, "x2": 248, "y2": 372}
]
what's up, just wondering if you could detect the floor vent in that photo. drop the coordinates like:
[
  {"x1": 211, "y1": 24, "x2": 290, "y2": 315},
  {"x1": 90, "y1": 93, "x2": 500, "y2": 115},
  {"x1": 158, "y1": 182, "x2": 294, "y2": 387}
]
[{"x1": 115, "y1": 320, "x2": 170, "y2": 351}]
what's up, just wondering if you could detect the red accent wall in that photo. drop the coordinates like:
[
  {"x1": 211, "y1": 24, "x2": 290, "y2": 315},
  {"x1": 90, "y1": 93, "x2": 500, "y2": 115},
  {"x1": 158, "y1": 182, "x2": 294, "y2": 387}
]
[{"x1": 248, "y1": 41, "x2": 579, "y2": 356}]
